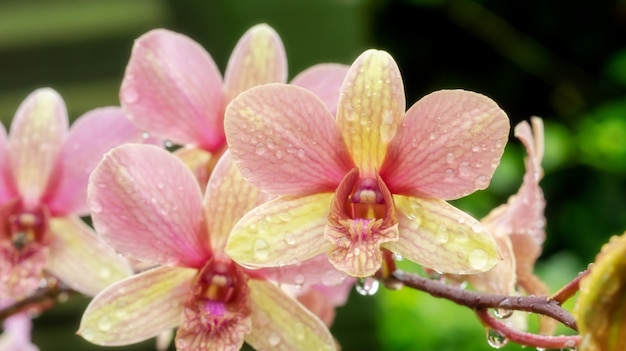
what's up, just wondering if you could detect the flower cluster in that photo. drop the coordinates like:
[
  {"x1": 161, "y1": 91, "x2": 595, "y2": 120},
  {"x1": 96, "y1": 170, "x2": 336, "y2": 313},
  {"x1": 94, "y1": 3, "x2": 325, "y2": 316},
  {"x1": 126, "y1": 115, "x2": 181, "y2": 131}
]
[{"x1": 1, "y1": 22, "x2": 616, "y2": 351}]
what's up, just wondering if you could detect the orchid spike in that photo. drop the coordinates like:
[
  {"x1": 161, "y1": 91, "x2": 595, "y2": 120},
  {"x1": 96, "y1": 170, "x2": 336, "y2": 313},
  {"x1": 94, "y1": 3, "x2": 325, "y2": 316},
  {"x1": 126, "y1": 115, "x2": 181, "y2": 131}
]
[
  {"x1": 224, "y1": 49, "x2": 510, "y2": 278},
  {"x1": 0, "y1": 88, "x2": 141, "y2": 300},
  {"x1": 80, "y1": 145, "x2": 336, "y2": 351},
  {"x1": 121, "y1": 23, "x2": 348, "y2": 187}
]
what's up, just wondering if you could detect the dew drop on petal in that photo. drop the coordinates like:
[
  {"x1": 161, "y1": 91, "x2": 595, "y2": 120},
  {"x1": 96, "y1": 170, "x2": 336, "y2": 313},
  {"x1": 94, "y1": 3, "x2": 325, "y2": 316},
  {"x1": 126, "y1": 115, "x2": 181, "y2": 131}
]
[
  {"x1": 268, "y1": 332, "x2": 281, "y2": 346},
  {"x1": 471, "y1": 222, "x2": 483, "y2": 233},
  {"x1": 486, "y1": 329, "x2": 508, "y2": 349},
  {"x1": 141, "y1": 131, "x2": 150, "y2": 139},
  {"x1": 275, "y1": 150, "x2": 283, "y2": 159},
  {"x1": 175, "y1": 338, "x2": 188, "y2": 349},
  {"x1": 98, "y1": 315, "x2": 112, "y2": 332},
  {"x1": 491, "y1": 157, "x2": 501, "y2": 168},
  {"x1": 278, "y1": 211, "x2": 292, "y2": 222},
  {"x1": 474, "y1": 175, "x2": 490, "y2": 190},
  {"x1": 256, "y1": 310, "x2": 270, "y2": 326},
  {"x1": 472, "y1": 143, "x2": 481, "y2": 152},
  {"x1": 355, "y1": 277, "x2": 379, "y2": 296},
  {"x1": 99, "y1": 267, "x2": 111, "y2": 279},
  {"x1": 446, "y1": 153, "x2": 455, "y2": 164},
  {"x1": 122, "y1": 88, "x2": 139, "y2": 104},
  {"x1": 459, "y1": 161, "x2": 471, "y2": 177},
  {"x1": 284, "y1": 233, "x2": 296, "y2": 245},
  {"x1": 444, "y1": 168, "x2": 455, "y2": 181},
  {"x1": 255, "y1": 143, "x2": 266, "y2": 155},
  {"x1": 322, "y1": 270, "x2": 345, "y2": 286},
  {"x1": 436, "y1": 224, "x2": 449, "y2": 244},
  {"x1": 81, "y1": 328, "x2": 95, "y2": 342},
  {"x1": 90, "y1": 201, "x2": 103, "y2": 213},
  {"x1": 294, "y1": 274, "x2": 305, "y2": 285},
  {"x1": 469, "y1": 249, "x2": 489, "y2": 270},
  {"x1": 253, "y1": 239, "x2": 270, "y2": 259},
  {"x1": 297, "y1": 148, "x2": 305, "y2": 158}
]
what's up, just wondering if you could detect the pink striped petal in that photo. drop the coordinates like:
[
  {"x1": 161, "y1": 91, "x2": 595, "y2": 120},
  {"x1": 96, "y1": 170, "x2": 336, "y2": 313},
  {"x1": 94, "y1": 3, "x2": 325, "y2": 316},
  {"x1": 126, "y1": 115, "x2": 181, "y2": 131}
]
[
  {"x1": 245, "y1": 279, "x2": 335, "y2": 351},
  {"x1": 385, "y1": 195, "x2": 499, "y2": 274},
  {"x1": 0, "y1": 125, "x2": 17, "y2": 203},
  {"x1": 380, "y1": 90, "x2": 509, "y2": 200},
  {"x1": 120, "y1": 29, "x2": 225, "y2": 151},
  {"x1": 8, "y1": 88, "x2": 68, "y2": 207},
  {"x1": 88, "y1": 144, "x2": 209, "y2": 267},
  {"x1": 223, "y1": 24, "x2": 287, "y2": 103},
  {"x1": 336, "y1": 50, "x2": 406, "y2": 177},
  {"x1": 79, "y1": 266, "x2": 195, "y2": 346},
  {"x1": 46, "y1": 217, "x2": 132, "y2": 297},
  {"x1": 291, "y1": 63, "x2": 349, "y2": 115},
  {"x1": 43, "y1": 107, "x2": 145, "y2": 217},
  {"x1": 255, "y1": 253, "x2": 349, "y2": 288},
  {"x1": 225, "y1": 84, "x2": 354, "y2": 195},
  {"x1": 226, "y1": 194, "x2": 333, "y2": 268},
  {"x1": 205, "y1": 151, "x2": 269, "y2": 252}
]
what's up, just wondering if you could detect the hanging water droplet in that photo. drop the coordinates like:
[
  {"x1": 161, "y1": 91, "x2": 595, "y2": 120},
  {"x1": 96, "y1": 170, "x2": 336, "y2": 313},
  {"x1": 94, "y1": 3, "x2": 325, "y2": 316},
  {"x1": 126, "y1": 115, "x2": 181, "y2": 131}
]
[
  {"x1": 486, "y1": 329, "x2": 508, "y2": 349},
  {"x1": 255, "y1": 143, "x2": 266, "y2": 155},
  {"x1": 98, "y1": 316, "x2": 112, "y2": 332},
  {"x1": 494, "y1": 308, "x2": 513, "y2": 319},
  {"x1": 355, "y1": 277, "x2": 379, "y2": 296},
  {"x1": 469, "y1": 249, "x2": 489, "y2": 270},
  {"x1": 268, "y1": 332, "x2": 281, "y2": 346},
  {"x1": 253, "y1": 239, "x2": 270, "y2": 259}
]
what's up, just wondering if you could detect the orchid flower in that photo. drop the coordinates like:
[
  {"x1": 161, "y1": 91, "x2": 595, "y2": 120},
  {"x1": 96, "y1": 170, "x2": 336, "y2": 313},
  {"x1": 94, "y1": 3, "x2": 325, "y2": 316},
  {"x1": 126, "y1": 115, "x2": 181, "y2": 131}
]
[
  {"x1": 0, "y1": 88, "x2": 139, "y2": 301},
  {"x1": 80, "y1": 145, "x2": 335, "y2": 351},
  {"x1": 224, "y1": 49, "x2": 510, "y2": 278},
  {"x1": 0, "y1": 312, "x2": 38, "y2": 351},
  {"x1": 120, "y1": 23, "x2": 348, "y2": 186}
]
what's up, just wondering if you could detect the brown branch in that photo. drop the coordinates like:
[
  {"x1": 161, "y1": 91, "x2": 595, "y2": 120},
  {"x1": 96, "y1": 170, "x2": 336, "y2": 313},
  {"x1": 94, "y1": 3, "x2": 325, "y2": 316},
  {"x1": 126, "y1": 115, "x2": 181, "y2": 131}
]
[
  {"x1": 0, "y1": 283, "x2": 75, "y2": 322},
  {"x1": 388, "y1": 269, "x2": 578, "y2": 330},
  {"x1": 550, "y1": 268, "x2": 589, "y2": 305},
  {"x1": 476, "y1": 309, "x2": 581, "y2": 349}
]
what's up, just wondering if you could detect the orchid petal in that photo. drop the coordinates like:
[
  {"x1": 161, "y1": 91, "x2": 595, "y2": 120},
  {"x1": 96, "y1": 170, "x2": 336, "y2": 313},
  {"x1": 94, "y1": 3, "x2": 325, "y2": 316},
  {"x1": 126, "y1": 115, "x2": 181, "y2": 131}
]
[
  {"x1": 336, "y1": 50, "x2": 405, "y2": 177},
  {"x1": 225, "y1": 84, "x2": 354, "y2": 195},
  {"x1": 174, "y1": 147, "x2": 217, "y2": 191},
  {"x1": 226, "y1": 194, "x2": 333, "y2": 268},
  {"x1": 291, "y1": 63, "x2": 350, "y2": 115},
  {"x1": 245, "y1": 279, "x2": 335, "y2": 351},
  {"x1": 0, "y1": 314, "x2": 38, "y2": 351},
  {"x1": 120, "y1": 29, "x2": 225, "y2": 151},
  {"x1": 0, "y1": 125, "x2": 17, "y2": 203},
  {"x1": 467, "y1": 234, "x2": 516, "y2": 295},
  {"x1": 205, "y1": 151, "x2": 269, "y2": 252},
  {"x1": 46, "y1": 217, "x2": 132, "y2": 297},
  {"x1": 44, "y1": 107, "x2": 144, "y2": 217},
  {"x1": 380, "y1": 90, "x2": 509, "y2": 200},
  {"x1": 255, "y1": 253, "x2": 349, "y2": 288},
  {"x1": 223, "y1": 23, "x2": 287, "y2": 103},
  {"x1": 8, "y1": 88, "x2": 68, "y2": 207},
  {"x1": 79, "y1": 266, "x2": 195, "y2": 346},
  {"x1": 88, "y1": 144, "x2": 209, "y2": 267},
  {"x1": 385, "y1": 195, "x2": 499, "y2": 274}
]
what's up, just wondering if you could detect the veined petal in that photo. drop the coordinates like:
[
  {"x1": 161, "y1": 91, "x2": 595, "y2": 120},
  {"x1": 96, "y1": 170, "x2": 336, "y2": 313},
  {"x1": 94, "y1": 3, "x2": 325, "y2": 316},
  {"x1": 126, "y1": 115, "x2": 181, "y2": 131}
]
[
  {"x1": 43, "y1": 107, "x2": 145, "y2": 217},
  {"x1": 88, "y1": 144, "x2": 209, "y2": 267},
  {"x1": 226, "y1": 194, "x2": 333, "y2": 268},
  {"x1": 385, "y1": 195, "x2": 499, "y2": 274},
  {"x1": 45, "y1": 216, "x2": 132, "y2": 297},
  {"x1": 0, "y1": 125, "x2": 17, "y2": 203},
  {"x1": 120, "y1": 29, "x2": 225, "y2": 151},
  {"x1": 255, "y1": 253, "x2": 349, "y2": 288},
  {"x1": 225, "y1": 84, "x2": 354, "y2": 195},
  {"x1": 8, "y1": 88, "x2": 68, "y2": 207},
  {"x1": 205, "y1": 151, "x2": 269, "y2": 252},
  {"x1": 223, "y1": 23, "x2": 287, "y2": 103},
  {"x1": 79, "y1": 266, "x2": 196, "y2": 346},
  {"x1": 380, "y1": 90, "x2": 509, "y2": 200},
  {"x1": 245, "y1": 279, "x2": 335, "y2": 351},
  {"x1": 336, "y1": 50, "x2": 405, "y2": 177},
  {"x1": 466, "y1": 234, "x2": 516, "y2": 295},
  {"x1": 291, "y1": 63, "x2": 350, "y2": 115}
]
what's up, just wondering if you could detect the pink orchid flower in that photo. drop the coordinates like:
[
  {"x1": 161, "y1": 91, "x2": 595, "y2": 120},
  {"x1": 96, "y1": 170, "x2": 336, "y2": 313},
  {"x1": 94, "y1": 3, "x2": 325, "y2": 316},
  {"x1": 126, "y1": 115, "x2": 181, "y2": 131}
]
[
  {"x1": 120, "y1": 23, "x2": 348, "y2": 186},
  {"x1": 80, "y1": 145, "x2": 335, "y2": 351},
  {"x1": 224, "y1": 49, "x2": 510, "y2": 277},
  {"x1": 0, "y1": 88, "x2": 139, "y2": 300},
  {"x1": 0, "y1": 312, "x2": 38, "y2": 351}
]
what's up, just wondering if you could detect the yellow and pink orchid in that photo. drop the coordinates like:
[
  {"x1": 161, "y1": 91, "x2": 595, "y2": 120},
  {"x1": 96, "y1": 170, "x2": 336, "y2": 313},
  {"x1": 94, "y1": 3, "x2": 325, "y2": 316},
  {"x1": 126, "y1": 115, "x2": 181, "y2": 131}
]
[
  {"x1": 80, "y1": 145, "x2": 336, "y2": 351},
  {"x1": 224, "y1": 49, "x2": 510, "y2": 278},
  {"x1": 0, "y1": 88, "x2": 140, "y2": 301},
  {"x1": 120, "y1": 24, "x2": 348, "y2": 186}
]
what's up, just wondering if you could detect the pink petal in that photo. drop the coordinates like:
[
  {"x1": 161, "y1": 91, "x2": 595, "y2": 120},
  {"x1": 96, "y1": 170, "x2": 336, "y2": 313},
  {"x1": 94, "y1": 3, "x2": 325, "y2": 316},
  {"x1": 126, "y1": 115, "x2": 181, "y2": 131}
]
[
  {"x1": 43, "y1": 107, "x2": 145, "y2": 217},
  {"x1": 245, "y1": 279, "x2": 335, "y2": 351},
  {"x1": 120, "y1": 29, "x2": 225, "y2": 151},
  {"x1": 385, "y1": 195, "x2": 500, "y2": 274},
  {"x1": 380, "y1": 90, "x2": 510, "y2": 200},
  {"x1": 79, "y1": 266, "x2": 196, "y2": 346},
  {"x1": 225, "y1": 84, "x2": 354, "y2": 195},
  {"x1": 336, "y1": 50, "x2": 406, "y2": 177},
  {"x1": 173, "y1": 146, "x2": 217, "y2": 192},
  {"x1": 8, "y1": 88, "x2": 68, "y2": 207},
  {"x1": 45, "y1": 217, "x2": 132, "y2": 297},
  {"x1": 466, "y1": 234, "x2": 516, "y2": 295},
  {"x1": 88, "y1": 144, "x2": 209, "y2": 267},
  {"x1": 255, "y1": 253, "x2": 349, "y2": 288},
  {"x1": 223, "y1": 24, "x2": 287, "y2": 103},
  {"x1": 204, "y1": 151, "x2": 269, "y2": 252},
  {"x1": 0, "y1": 313, "x2": 39, "y2": 351},
  {"x1": 0, "y1": 125, "x2": 17, "y2": 203},
  {"x1": 226, "y1": 194, "x2": 334, "y2": 268},
  {"x1": 291, "y1": 63, "x2": 350, "y2": 115}
]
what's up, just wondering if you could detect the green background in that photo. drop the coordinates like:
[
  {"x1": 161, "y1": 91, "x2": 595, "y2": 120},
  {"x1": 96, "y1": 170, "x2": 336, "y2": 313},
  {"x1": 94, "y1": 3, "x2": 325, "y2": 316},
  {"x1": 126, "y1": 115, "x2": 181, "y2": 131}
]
[{"x1": 1, "y1": 0, "x2": 625, "y2": 350}]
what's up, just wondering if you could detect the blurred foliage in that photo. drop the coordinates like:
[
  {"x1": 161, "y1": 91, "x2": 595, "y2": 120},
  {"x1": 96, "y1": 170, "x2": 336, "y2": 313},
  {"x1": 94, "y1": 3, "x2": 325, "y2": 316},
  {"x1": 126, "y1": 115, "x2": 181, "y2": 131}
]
[{"x1": 1, "y1": 0, "x2": 626, "y2": 350}]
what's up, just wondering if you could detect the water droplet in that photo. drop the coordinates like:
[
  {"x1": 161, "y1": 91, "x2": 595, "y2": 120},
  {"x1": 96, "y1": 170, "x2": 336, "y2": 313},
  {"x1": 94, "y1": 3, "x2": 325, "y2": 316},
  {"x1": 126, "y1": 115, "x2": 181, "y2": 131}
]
[
  {"x1": 474, "y1": 175, "x2": 490, "y2": 189},
  {"x1": 459, "y1": 161, "x2": 471, "y2": 177},
  {"x1": 164, "y1": 140, "x2": 174, "y2": 148},
  {"x1": 294, "y1": 274, "x2": 305, "y2": 285},
  {"x1": 486, "y1": 329, "x2": 508, "y2": 349},
  {"x1": 446, "y1": 153, "x2": 455, "y2": 164},
  {"x1": 471, "y1": 222, "x2": 483, "y2": 233},
  {"x1": 81, "y1": 328, "x2": 95, "y2": 341},
  {"x1": 296, "y1": 148, "x2": 305, "y2": 158},
  {"x1": 268, "y1": 332, "x2": 281, "y2": 346},
  {"x1": 444, "y1": 168, "x2": 455, "y2": 180},
  {"x1": 494, "y1": 308, "x2": 513, "y2": 319},
  {"x1": 256, "y1": 310, "x2": 270, "y2": 326},
  {"x1": 469, "y1": 249, "x2": 488, "y2": 270},
  {"x1": 411, "y1": 138, "x2": 419, "y2": 147},
  {"x1": 285, "y1": 233, "x2": 296, "y2": 245},
  {"x1": 141, "y1": 131, "x2": 150, "y2": 139},
  {"x1": 123, "y1": 88, "x2": 139, "y2": 104},
  {"x1": 436, "y1": 224, "x2": 449, "y2": 243},
  {"x1": 491, "y1": 157, "x2": 500, "y2": 168},
  {"x1": 175, "y1": 338, "x2": 188, "y2": 349},
  {"x1": 457, "y1": 216, "x2": 466, "y2": 224},
  {"x1": 355, "y1": 277, "x2": 379, "y2": 296},
  {"x1": 472, "y1": 143, "x2": 481, "y2": 152},
  {"x1": 428, "y1": 133, "x2": 436, "y2": 141},
  {"x1": 157, "y1": 182, "x2": 164, "y2": 189},
  {"x1": 98, "y1": 316, "x2": 112, "y2": 331},
  {"x1": 99, "y1": 267, "x2": 111, "y2": 279},
  {"x1": 336, "y1": 237, "x2": 350, "y2": 248},
  {"x1": 275, "y1": 150, "x2": 283, "y2": 159},
  {"x1": 90, "y1": 201, "x2": 103, "y2": 213},
  {"x1": 253, "y1": 239, "x2": 270, "y2": 259},
  {"x1": 393, "y1": 252, "x2": 403, "y2": 261},
  {"x1": 255, "y1": 143, "x2": 266, "y2": 155},
  {"x1": 322, "y1": 270, "x2": 345, "y2": 286}
]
